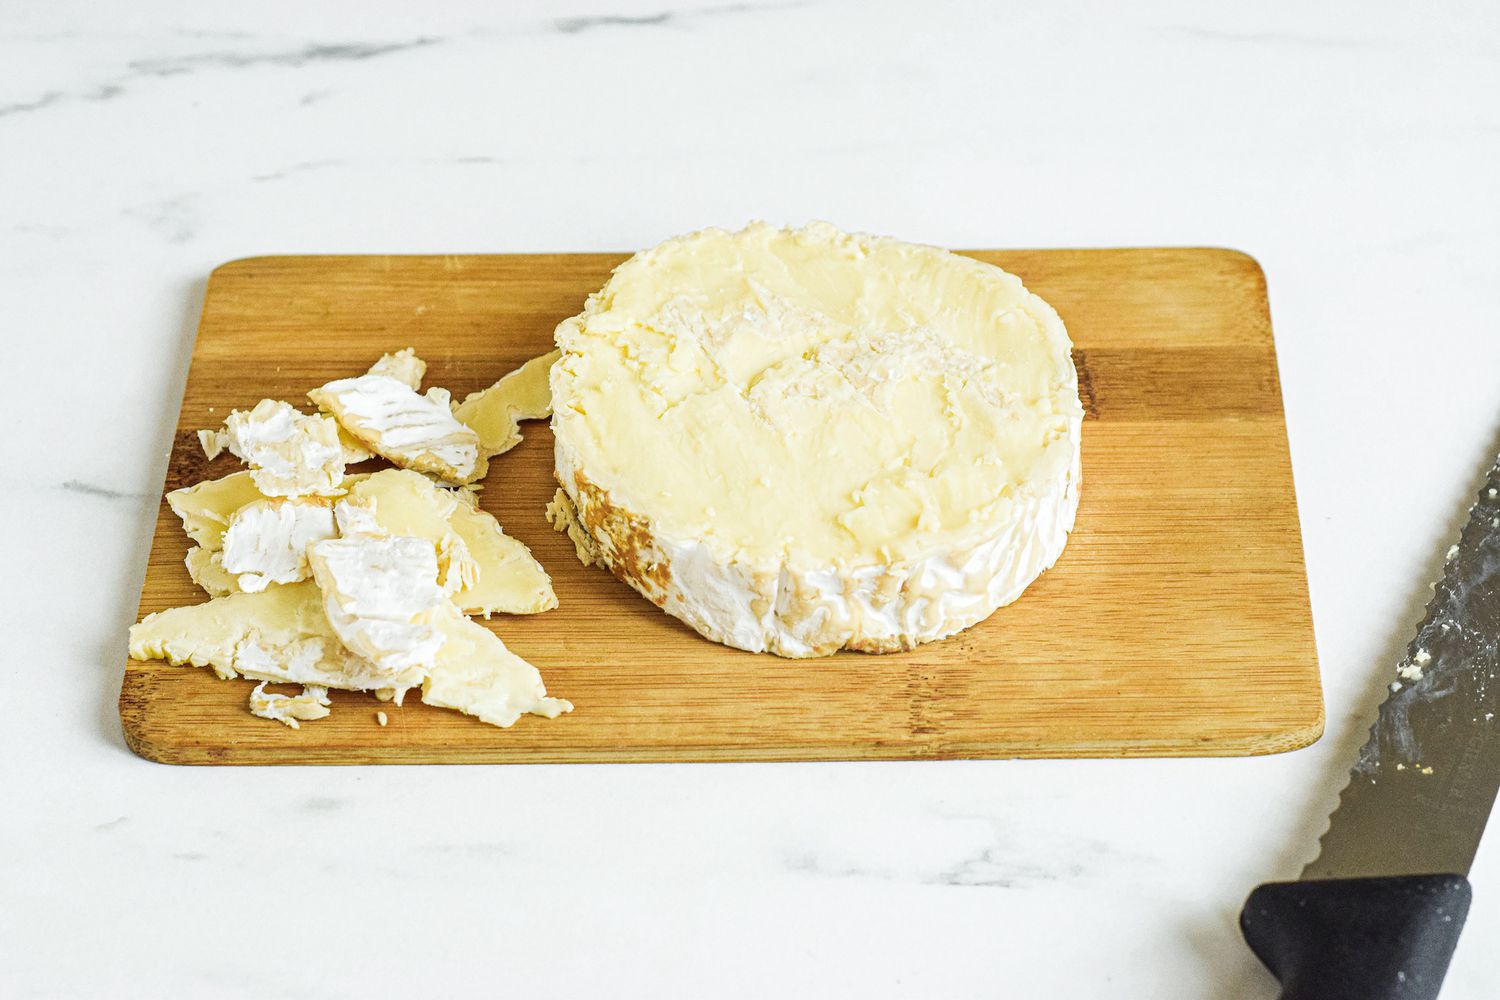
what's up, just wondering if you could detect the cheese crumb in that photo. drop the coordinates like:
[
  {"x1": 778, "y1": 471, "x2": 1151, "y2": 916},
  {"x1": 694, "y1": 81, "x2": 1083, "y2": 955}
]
[
  {"x1": 376, "y1": 710, "x2": 388, "y2": 727},
  {"x1": 546, "y1": 488, "x2": 603, "y2": 567},
  {"x1": 248, "y1": 682, "x2": 332, "y2": 729},
  {"x1": 198, "y1": 428, "x2": 226, "y2": 459}
]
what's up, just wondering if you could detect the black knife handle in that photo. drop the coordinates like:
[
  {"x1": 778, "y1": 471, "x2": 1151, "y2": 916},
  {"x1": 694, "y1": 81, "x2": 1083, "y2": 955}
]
[{"x1": 1240, "y1": 874, "x2": 1471, "y2": 1000}]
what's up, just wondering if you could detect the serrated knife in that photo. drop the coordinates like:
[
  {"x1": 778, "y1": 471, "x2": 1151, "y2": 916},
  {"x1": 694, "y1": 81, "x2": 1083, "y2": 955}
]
[{"x1": 1240, "y1": 453, "x2": 1500, "y2": 999}]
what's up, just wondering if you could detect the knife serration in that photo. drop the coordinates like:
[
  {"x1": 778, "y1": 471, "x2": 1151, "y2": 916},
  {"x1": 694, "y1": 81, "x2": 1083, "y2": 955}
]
[{"x1": 1304, "y1": 456, "x2": 1500, "y2": 880}]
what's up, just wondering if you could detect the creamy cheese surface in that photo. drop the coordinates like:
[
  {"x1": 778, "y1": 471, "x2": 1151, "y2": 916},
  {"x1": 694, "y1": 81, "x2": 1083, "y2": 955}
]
[
  {"x1": 553, "y1": 222, "x2": 1079, "y2": 569},
  {"x1": 551, "y1": 222, "x2": 1084, "y2": 656}
]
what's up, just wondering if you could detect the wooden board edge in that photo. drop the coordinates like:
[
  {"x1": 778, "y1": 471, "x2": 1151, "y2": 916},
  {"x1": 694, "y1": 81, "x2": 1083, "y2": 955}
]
[{"x1": 117, "y1": 663, "x2": 1326, "y2": 766}]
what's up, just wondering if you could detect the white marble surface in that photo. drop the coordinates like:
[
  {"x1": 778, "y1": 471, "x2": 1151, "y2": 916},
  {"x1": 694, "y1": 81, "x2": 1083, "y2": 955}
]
[{"x1": 3, "y1": 1, "x2": 1499, "y2": 996}]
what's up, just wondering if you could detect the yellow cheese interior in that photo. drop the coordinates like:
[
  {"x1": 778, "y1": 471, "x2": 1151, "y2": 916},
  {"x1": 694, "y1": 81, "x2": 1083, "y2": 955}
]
[
  {"x1": 552, "y1": 223, "x2": 1081, "y2": 567},
  {"x1": 454, "y1": 349, "x2": 560, "y2": 456}
]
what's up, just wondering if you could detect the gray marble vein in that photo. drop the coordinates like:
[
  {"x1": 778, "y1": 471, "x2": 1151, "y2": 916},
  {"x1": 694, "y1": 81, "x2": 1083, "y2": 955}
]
[
  {"x1": 122, "y1": 194, "x2": 199, "y2": 244},
  {"x1": 60, "y1": 479, "x2": 150, "y2": 501},
  {"x1": 0, "y1": 85, "x2": 123, "y2": 119},
  {"x1": 129, "y1": 38, "x2": 439, "y2": 77},
  {"x1": 1, "y1": 38, "x2": 438, "y2": 120},
  {"x1": 252, "y1": 159, "x2": 344, "y2": 183},
  {"x1": 555, "y1": 1, "x2": 806, "y2": 35}
]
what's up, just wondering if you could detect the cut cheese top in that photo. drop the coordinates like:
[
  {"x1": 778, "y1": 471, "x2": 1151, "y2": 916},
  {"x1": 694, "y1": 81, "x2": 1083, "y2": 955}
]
[{"x1": 551, "y1": 222, "x2": 1083, "y2": 568}]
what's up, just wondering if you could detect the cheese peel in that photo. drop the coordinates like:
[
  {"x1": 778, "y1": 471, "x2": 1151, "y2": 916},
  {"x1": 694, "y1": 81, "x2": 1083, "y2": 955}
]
[
  {"x1": 207, "y1": 399, "x2": 346, "y2": 497},
  {"x1": 550, "y1": 222, "x2": 1083, "y2": 657},
  {"x1": 453, "y1": 349, "x2": 560, "y2": 458},
  {"x1": 310, "y1": 374, "x2": 485, "y2": 484},
  {"x1": 343, "y1": 469, "x2": 554, "y2": 615},
  {"x1": 167, "y1": 471, "x2": 264, "y2": 549},
  {"x1": 367, "y1": 347, "x2": 426, "y2": 390},
  {"x1": 220, "y1": 497, "x2": 339, "y2": 592},
  {"x1": 184, "y1": 545, "x2": 238, "y2": 597},
  {"x1": 448, "y1": 500, "x2": 556, "y2": 615},
  {"x1": 545, "y1": 488, "x2": 602, "y2": 568},
  {"x1": 420, "y1": 606, "x2": 572, "y2": 727},
  {"x1": 307, "y1": 528, "x2": 448, "y2": 673},
  {"x1": 128, "y1": 582, "x2": 424, "y2": 694},
  {"x1": 341, "y1": 470, "x2": 477, "y2": 596}
]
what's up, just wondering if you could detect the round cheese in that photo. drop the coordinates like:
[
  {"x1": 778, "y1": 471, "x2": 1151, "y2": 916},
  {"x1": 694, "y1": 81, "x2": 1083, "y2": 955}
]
[{"x1": 550, "y1": 222, "x2": 1083, "y2": 657}]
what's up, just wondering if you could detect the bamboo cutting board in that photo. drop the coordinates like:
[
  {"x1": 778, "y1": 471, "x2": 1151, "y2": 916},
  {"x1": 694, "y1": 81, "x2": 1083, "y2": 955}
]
[{"x1": 120, "y1": 248, "x2": 1322, "y2": 765}]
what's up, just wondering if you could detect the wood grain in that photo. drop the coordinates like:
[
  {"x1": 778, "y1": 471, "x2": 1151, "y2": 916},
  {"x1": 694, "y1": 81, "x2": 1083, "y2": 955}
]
[{"x1": 119, "y1": 248, "x2": 1323, "y2": 764}]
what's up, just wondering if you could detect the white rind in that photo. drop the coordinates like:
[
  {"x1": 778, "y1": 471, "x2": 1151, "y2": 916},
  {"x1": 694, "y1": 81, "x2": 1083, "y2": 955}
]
[{"x1": 554, "y1": 423, "x2": 1081, "y2": 658}]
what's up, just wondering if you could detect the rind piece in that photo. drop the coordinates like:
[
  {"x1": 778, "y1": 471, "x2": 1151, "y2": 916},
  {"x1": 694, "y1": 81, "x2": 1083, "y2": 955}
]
[
  {"x1": 128, "y1": 582, "x2": 423, "y2": 694},
  {"x1": 216, "y1": 399, "x2": 346, "y2": 497},
  {"x1": 220, "y1": 497, "x2": 339, "y2": 592},
  {"x1": 420, "y1": 607, "x2": 572, "y2": 728},
  {"x1": 307, "y1": 530, "x2": 448, "y2": 672},
  {"x1": 342, "y1": 470, "x2": 477, "y2": 596},
  {"x1": 248, "y1": 682, "x2": 331, "y2": 729},
  {"x1": 167, "y1": 471, "x2": 264, "y2": 549},
  {"x1": 185, "y1": 546, "x2": 238, "y2": 597},
  {"x1": 453, "y1": 349, "x2": 560, "y2": 458},
  {"x1": 448, "y1": 502, "x2": 557, "y2": 615},
  {"x1": 345, "y1": 469, "x2": 554, "y2": 615},
  {"x1": 309, "y1": 374, "x2": 484, "y2": 484},
  {"x1": 545, "y1": 487, "x2": 602, "y2": 568}
]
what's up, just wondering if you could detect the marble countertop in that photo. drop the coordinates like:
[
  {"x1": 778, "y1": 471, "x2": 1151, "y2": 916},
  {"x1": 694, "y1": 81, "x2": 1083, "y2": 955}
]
[{"x1": 5, "y1": 1, "x2": 1499, "y2": 996}]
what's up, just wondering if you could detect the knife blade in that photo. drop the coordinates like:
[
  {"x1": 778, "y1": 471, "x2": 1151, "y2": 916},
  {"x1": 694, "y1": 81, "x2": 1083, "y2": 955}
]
[{"x1": 1240, "y1": 453, "x2": 1500, "y2": 1000}]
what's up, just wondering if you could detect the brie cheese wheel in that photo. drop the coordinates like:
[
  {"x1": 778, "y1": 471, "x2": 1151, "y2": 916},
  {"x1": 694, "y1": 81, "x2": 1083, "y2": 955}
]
[{"x1": 550, "y1": 222, "x2": 1083, "y2": 657}]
